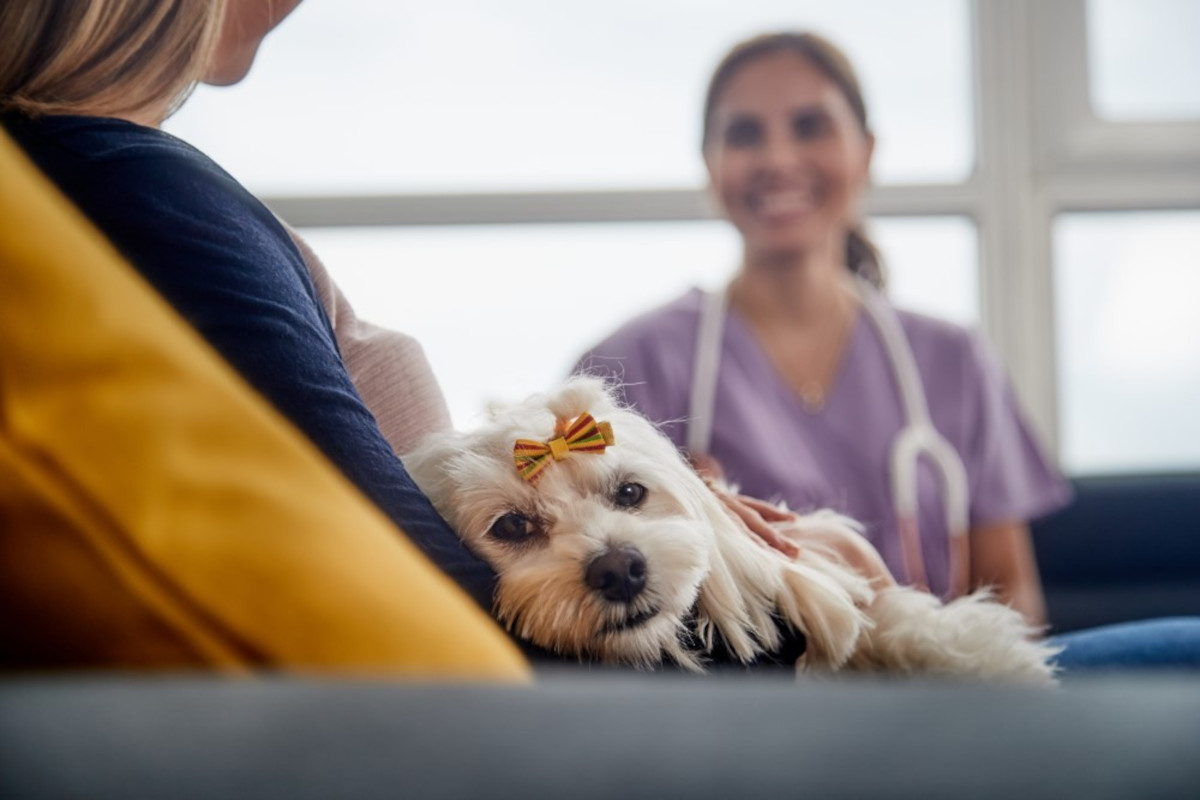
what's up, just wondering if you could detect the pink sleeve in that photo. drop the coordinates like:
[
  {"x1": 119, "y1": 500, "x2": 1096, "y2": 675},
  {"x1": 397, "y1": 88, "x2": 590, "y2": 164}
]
[{"x1": 284, "y1": 225, "x2": 453, "y2": 455}]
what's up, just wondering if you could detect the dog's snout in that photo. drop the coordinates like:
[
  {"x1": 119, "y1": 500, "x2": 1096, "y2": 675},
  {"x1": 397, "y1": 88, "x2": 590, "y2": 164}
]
[{"x1": 586, "y1": 546, "x2": 647, "y2": 602}]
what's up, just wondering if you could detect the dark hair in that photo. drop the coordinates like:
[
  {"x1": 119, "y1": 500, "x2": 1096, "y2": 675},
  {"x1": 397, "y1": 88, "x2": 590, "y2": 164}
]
[{"x1": 702, "y1": 32, "x2": 884, "y2": 288}]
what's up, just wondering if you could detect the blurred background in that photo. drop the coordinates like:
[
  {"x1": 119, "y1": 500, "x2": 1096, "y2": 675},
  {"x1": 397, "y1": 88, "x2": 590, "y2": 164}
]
[{"x1": 166, "y1": 0, "x2": 1200, "y2": 476}]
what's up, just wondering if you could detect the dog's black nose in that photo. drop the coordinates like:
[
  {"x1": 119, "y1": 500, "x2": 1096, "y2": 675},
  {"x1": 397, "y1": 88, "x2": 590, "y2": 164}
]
[{"x1": 586, "y1": 546, "x2": 647, "y2": 602}]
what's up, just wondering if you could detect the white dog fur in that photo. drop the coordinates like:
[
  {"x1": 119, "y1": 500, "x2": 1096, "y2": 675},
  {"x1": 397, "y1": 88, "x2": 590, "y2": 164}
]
[{"x1": 404, "y1": 377, "x2": 1059, "y2": 683}]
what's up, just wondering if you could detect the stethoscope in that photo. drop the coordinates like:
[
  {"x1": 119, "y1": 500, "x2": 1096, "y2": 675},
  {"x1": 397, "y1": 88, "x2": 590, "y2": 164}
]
[{"x1": 688, "y1": 276, "x2": 971, "y2": 597}]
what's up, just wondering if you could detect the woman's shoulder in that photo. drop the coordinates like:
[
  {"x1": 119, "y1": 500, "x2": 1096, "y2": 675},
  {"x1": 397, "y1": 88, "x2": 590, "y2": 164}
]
[
  {"x1": 587, "y1": 288, "x2": 706, "y2": 354},
  {"x1": 572, "y1": 289, "x2": 706, "y2": 424},
  {"x1": 7, "y1": 112, "x2": 289, "y2": 251},
  {"x1": 890, "y1": 304, "x2": 1034, "y2": 438},
  {"x1": 572, "y1": 288, "x2": 705, "y2": 409},
  {"x1": 892, "y1": 304, "x2": 973, "y2": 341},
  {"x1": 4, "y1": 112, "x2": 247, "y2": 211},
  {"x1": 890, "y1": 305, "x2": 985, "y2": 363},
  {"x1": 7, "y1": 113, "x2": 204, "y2": 168}
]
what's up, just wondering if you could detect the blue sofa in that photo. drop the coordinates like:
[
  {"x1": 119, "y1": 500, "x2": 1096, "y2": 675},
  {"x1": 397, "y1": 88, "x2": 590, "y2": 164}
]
[
  {"x1": 4, "y1": 472, "x2": 1200, "y2": 799},
  {"x1": 1034, "y1": 472, "x2": 1200, "y2": 633}
]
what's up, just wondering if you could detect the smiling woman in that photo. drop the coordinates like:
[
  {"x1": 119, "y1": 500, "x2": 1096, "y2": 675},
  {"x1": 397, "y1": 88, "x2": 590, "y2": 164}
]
[
  {"x1": 575, "y1": 31, "x2": 1068, "y2": 626},
  {"x1": 701, "y1": 32, "x2": 879, "y2": 289}
]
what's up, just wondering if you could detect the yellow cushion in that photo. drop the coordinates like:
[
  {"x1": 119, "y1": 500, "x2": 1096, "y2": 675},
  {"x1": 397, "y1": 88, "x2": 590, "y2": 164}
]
[{"x1": 0, "y1": 129, "x2": 528, "y2": 680}]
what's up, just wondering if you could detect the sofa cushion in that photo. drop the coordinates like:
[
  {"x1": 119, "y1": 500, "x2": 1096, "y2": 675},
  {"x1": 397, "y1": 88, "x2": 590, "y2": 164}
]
[
  {"x1": 0, "y1": 128, "x2": 527, "y2": 680},
  {"x1": 3, "y1": 675, "x2": 1200, "y2": 799},
  {"x1": 1034, "y1": 473, "x2": 1200, "y2": 633}
]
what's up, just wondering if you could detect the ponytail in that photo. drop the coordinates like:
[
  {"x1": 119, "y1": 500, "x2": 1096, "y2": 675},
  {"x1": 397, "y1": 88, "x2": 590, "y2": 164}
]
[{"x1": 846, "y1": 225, "x2": 884, "y2": 289}]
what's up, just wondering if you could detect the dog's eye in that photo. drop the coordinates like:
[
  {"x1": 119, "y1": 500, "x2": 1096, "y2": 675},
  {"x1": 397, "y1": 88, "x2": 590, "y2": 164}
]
[
  {"x1": 489, "y1": 512, "x2": 535, "y2": 541},
  {"x1": 614, "y1": 482, "x2": 647, "y2": 509}
]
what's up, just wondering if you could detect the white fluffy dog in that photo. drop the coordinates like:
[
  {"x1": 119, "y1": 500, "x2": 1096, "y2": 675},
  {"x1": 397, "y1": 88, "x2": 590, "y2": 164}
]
[{"x1": 404, "y1": 377, "x2": 1058, "y2": 683}]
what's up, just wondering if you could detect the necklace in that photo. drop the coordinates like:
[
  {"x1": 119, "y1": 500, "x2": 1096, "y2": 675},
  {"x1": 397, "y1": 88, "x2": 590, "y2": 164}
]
[
  {"x1": 797, "y1": 377, "x2": 829, "y2": 413},
  {"x1": 733, "y1": 277, "x2": 857, "y2": 415},
  {"x1": 792, "y1": 304, "x2": 852, "y2": 413}
]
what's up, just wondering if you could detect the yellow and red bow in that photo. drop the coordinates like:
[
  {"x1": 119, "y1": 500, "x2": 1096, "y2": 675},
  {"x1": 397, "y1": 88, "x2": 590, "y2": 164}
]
[{"x1": 513, "y1": 412, "x2": 615, "y2": 482}]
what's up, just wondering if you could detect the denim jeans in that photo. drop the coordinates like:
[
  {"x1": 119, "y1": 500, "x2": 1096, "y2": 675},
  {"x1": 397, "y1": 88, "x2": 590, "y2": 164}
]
[{"x1": 1050, "y1": 617, "x2": 1200, "y2": 672}]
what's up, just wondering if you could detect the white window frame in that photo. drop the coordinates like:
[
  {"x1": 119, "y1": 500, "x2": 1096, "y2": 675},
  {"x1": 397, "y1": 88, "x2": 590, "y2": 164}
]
[
  {"x1": 980, "y1": 0, "x2": 1200, "y2": 455},
  {"x1": 261, "y1": 0, "x2": 1200, "y2": 463}
]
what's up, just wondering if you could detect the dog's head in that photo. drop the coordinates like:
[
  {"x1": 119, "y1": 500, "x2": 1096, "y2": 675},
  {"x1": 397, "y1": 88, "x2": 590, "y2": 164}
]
[{"x1": 404, "y1": 377, "x2": 731, "y2": 670}]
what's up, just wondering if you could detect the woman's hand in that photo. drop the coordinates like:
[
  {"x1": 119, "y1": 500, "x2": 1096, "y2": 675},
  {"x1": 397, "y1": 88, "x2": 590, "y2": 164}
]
[
  {"x1": 695, "y1": 454, "x2": 896, "y2": 589},
  {"x1": 692, "y1": 452, "x2": 797, "y2": 556},
  {"x1": 712, "y1": 486, "x2": 803, "y2": 559}
]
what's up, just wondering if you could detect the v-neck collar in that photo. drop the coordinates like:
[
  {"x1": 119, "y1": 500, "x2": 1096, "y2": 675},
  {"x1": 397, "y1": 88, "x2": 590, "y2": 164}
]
[{"x1": 721, "y1": 299, "x2": 866, "y2": 419}]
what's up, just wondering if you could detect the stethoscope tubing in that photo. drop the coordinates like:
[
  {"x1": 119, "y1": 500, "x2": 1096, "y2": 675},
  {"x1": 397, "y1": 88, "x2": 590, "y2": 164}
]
[{"x1": 688, "y1": 277, "x2": 970, "y2": 597}]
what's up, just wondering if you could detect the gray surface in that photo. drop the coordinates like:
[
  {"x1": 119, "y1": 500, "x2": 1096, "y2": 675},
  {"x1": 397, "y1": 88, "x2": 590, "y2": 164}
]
[{"x1": 2, "y1": 673, "x2": 1199, "y2": 799}]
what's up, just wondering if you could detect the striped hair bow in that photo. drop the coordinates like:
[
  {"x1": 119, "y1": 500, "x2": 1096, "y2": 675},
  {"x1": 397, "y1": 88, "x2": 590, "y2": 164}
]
[{"x1": 513, "y1": 412, "x2": 615, "y2": 482}]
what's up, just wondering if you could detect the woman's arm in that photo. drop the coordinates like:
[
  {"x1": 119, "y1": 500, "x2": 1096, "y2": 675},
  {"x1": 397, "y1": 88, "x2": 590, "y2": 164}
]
[
  {"x1": 969, "y1": 521, "x2": 1047, "y2": 628},
  {"x1": 23, "y1": 131, "x2": 497, "y2": 611},
  {"x1": 283, "y1": 223, "x2": 453, "y2": 455}
]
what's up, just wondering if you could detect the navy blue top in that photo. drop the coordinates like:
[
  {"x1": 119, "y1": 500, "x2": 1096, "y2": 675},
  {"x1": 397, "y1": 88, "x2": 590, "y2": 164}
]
[{"x1": 4, "y1": 112, "x2": 498, "y2": 611}]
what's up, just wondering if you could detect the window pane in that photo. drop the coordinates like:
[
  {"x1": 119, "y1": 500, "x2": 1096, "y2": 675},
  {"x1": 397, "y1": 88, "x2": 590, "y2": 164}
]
[
  {"x1": 1054, "y1": 211, "x2": 1200, "y2": 474},
  {"x1": 301, "y1": 217, "x2": 977, "y2": 427},
  {"x1": 166, "y1": 0, "x2": 972, "y2": 194},
  {"x1": 1087, "y1": 0, "x2": 1200, "y2": 121},
  {"x1": 871, "y1": 216, "x2": 978, "y2": 325},
  {"x1": 301, "y1": 222, "x2": 738, "y2": 426}
]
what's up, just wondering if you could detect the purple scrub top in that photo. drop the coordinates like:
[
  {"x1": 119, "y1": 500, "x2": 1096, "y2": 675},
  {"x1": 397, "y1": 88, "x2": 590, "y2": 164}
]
[{"x1": 575, "y1": 288, "x2": 1072, "y2": 597}]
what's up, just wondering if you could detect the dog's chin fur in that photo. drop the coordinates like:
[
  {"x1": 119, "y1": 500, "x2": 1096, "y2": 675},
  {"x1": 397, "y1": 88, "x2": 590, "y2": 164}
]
[{"x1": 404, "y1": 377, "x2": 1060, "y2": 684}]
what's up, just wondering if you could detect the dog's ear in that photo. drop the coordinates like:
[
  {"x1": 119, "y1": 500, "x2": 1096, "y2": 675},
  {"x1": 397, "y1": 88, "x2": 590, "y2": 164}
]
[
  {"x1": 548, "y1": 375, "x2": 618, "y2": 420},
  {"x1": 400, "y1": 428, "x2": 469, "y2": 510},
  {"x1": 653, "y1": 469, "x2": 783, "y2": 661}
]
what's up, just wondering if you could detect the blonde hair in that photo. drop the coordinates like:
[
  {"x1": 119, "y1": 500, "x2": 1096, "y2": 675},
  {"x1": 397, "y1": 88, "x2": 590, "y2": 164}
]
[
  {"x1": 702, "y1": 32, "x2": 884, "y2": 288},
  {"x1": 0, "y1": 0, "x2": 227, "y2": 121}
]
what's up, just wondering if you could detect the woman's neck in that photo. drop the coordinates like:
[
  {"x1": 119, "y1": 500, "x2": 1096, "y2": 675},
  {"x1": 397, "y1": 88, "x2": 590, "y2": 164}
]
[
  {"x1": 117, "y1": 107, "x2": 167, "y2": 128},
  {"x1": 728, "y1": 243, "x2": 861, "y2": 414},
  {"x1": 39, "y1": 103, "x2": 167, "y2": 129},
  {"x1": 730, "y1": 246, "x2": 855, "y2": 330}
]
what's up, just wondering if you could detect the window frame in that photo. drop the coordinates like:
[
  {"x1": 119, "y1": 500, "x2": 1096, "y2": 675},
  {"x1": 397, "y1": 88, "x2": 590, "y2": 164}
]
[
  {"x1": 977, "y1": 0, "x2": 1200, "y2": 460},
  {"x1": 259, "y1": 0, "x2": 1200, "y2": 467}
]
